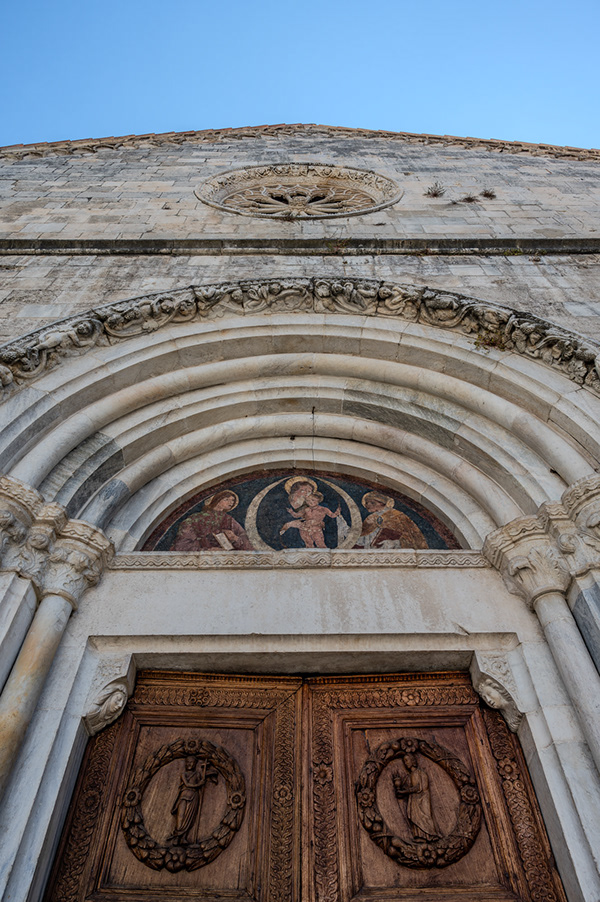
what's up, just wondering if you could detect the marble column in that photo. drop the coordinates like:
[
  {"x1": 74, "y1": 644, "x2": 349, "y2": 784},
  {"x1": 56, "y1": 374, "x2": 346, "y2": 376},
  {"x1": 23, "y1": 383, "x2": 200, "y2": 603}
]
[
  {"x1": 484, "y1": 515, "x2": 600, "y2": 775},
  {"x1": 0, "y1": 518, "x2": 113, "y2": 799},
  {"x1": 559, "y1": 474, "x2": 600, "y2": 672}
]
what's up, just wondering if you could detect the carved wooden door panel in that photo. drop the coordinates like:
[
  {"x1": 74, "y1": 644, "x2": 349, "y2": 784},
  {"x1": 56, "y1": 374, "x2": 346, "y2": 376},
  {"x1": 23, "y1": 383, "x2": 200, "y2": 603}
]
[
  {"x1": 45, "y1": 672, "x2": 565, "y2": 902},
  {"x1": 45, "y1": 672, "x2": 302, "y2": 902},
  {"x1": 303, "y1": 673, "x2": 565, "y2": 902}
]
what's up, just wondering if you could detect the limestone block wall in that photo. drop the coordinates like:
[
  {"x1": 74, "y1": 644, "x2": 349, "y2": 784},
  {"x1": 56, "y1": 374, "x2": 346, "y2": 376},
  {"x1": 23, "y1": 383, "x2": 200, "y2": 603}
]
[
  {"x1": 1, "y1": 134, "x2": 599, "y2": 241},
  {"x1": 1, "y1": 129, "x2": 599, "y2": 345}
]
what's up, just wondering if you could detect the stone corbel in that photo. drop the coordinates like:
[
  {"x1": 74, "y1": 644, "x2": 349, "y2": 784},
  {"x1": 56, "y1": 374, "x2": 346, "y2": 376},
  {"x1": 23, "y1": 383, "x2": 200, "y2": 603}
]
[
  {"x1": 84, "y1": 656, "x2": 136, "y2": 736},
  {"x1": 41, "y1": 519, "x2": 114, "y2": 608},
  {"x1": 0, "y1": 475, "x2": 43, "y2": 572},
  {"x1": 470, "y1": 652, "x2": 523, "y2": 732},
  {"x1": 483, "y1": 515, "x2": 571, "y2": 607}
]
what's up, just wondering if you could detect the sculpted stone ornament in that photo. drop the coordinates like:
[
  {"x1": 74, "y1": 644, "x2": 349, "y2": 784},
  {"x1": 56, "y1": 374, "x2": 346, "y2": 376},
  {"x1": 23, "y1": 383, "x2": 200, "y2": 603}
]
[
  {"x1": 121, "y1": 738, "x2": 246, "y2": 872},
  {"x1": 470, "y1": 651, "x2": 523, "y2": 733},
  {"x1": 539, "y1": 501, "x2": 600, "y2": 578},
  {"x1": 562, "y1": 474, "x2": 600, "y2": 549},
  {"x1": 3, "y1": 278, "x2": 600, "y2": 399},
  {"x1": 195, "y1": 164, "x2": 402, "y2": 219},
  {"x1": 484, "y1": 516, "x2": 571, "y2": 607},
  {"x1": 12, "y1": 503, "x2": 67, "y2": 590},
  {"x1": 356, "y1": 736, "x2": 482, "y2": 869},
  {"x1": 42, "y1": 520, "x2": 114, "y2": 607},
  {"x1": 0, "y1": 475, "x2": 44, "y2": 570},
  {"x1": 473, "y1": 675, "x2": 522, "y2": 733},
  {"x1": 110, "y1": 549, "x2": 488, "y2": 570},
  {"x1": 85, "y1": 670, "x2": 135, "y2": 736},
  {"x1": 3, "y1": 123, "x2": 599, "y2": 162}
]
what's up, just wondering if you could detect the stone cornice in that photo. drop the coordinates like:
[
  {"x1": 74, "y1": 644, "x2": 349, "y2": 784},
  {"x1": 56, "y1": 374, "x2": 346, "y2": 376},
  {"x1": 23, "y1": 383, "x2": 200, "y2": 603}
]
[
  {"x1": 109, "y1": 550, "x2": 489, "y2": 570},
  {"x1": 2, "y1": 277, "x2": 600, "y2": 400},
  {"x1": 1, "y1": 237, "x2": 599, "y2": 257},
  {"x1": 1, "y1": 123, "x2": 598, "y2": 163}
]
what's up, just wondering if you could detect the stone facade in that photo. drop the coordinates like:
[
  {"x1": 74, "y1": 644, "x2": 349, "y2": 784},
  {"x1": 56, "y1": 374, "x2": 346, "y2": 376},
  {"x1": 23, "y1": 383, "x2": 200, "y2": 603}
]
[{"x1": 1, "y1": 125, "x2": 600, "y2": 902}]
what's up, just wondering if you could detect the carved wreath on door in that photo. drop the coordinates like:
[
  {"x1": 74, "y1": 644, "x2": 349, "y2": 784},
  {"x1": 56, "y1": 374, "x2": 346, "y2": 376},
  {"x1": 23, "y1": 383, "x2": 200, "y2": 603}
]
[
  {"x1": 356, "y1": 736, "x2": 482, "y2": 868},
  {"x1": 121, "y1": 738, "x2": 246, "y2": 871}
]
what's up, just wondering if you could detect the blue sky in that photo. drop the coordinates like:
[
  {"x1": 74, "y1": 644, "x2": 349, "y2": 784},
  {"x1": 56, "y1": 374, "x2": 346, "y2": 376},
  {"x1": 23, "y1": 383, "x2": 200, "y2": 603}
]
[{"x1": 2, "y1": 0, "x2": 598, "y2": 149}]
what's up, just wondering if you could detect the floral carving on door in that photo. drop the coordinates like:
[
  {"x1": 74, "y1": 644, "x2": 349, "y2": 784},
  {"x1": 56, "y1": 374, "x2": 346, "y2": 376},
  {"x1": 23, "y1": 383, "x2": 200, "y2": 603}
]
[{"x1": 45, "y1": 672, "x2": 566, "y2": 902}]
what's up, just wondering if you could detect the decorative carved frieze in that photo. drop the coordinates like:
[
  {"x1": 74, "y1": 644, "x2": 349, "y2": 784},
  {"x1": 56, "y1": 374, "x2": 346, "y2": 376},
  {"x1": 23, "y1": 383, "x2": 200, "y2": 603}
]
[
  {"x1": 3, "y1": 122, "x2": 598, "y2": 162},
  {"x1": 110, "y1": 549, "x2": 489, "y2": 569},
  {"x1": 2, "y1": 278, "x2": 600, "y2": 399}
]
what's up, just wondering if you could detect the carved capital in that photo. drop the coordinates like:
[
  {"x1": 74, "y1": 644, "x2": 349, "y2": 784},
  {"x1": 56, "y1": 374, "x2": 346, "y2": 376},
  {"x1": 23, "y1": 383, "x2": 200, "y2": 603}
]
[
  {"x1": 470, "y1": 652, "x2": 523, "y2": 732},
  {"x1": 483, "y1": 516, "x2": 571, "y2": 607},
  {"x1": 539, "y1": 499, "x2": 600, "y2": 578},
  {"x1": 42, "y1": 519, "x2": 114, "y2": 607},
  {"x1": 84, "y1": 659, "x2": 135, "y2": 736},
  {"x1": 12, "y1": 503, "x2": 68, "y2": 591},
  {"x1": 562, "y1": 474, "x2": 600, "y2": 543},
  {"x1": 0, "y1": 475, "x2": 44, "y2": 571}
]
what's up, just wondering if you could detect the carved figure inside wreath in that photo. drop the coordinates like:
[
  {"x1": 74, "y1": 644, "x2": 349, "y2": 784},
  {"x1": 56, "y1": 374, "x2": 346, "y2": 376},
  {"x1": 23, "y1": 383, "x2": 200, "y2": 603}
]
[
  {"x1": 121, "y1": 738, "x2": 246, "y2": 872},
  {"x1": 356, "y1": 736, "x2": 481, "y2": 869},
  {"x1": 392, "y1": 754, "x2": 440, "y2": 842},
  {"x1": 167, "y1": 756, "x2": 219, "y2": 846}
]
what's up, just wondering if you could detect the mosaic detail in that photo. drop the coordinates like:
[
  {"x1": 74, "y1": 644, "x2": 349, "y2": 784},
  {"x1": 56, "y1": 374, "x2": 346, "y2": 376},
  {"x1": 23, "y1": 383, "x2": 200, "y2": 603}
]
[
  {"x1": 195, "y1": 164, "x2": 402, "y2": 219},
  {"x1": 143, "y1": 471, "x2": 460, "y2": 552}
]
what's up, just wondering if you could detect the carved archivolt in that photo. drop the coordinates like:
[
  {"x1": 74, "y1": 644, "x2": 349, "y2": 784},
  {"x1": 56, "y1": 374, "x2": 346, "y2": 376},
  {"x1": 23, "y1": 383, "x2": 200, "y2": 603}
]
[
  {"x1": 2, "y1": 278, "x2": 600, "y2": 398},
  {"x1": 195, "y1": 164, "x2": 402, "y2": 219}
]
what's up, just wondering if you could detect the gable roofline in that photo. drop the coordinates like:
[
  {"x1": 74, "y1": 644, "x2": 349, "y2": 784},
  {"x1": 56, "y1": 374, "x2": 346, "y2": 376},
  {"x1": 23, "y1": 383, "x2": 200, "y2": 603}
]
[{"x1": 1, "y1": 122, "x2": 599, "y2": 163}]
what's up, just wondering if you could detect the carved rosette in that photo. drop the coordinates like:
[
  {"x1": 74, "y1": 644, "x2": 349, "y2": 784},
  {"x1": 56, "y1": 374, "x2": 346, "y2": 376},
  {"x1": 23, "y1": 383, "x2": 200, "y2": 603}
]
[
  {"x1": 356, "y1": 736, "x2": 482, "y2": 868},
  {"x1": 195, "y1": 164, "x2": 402, "y2": 219}
]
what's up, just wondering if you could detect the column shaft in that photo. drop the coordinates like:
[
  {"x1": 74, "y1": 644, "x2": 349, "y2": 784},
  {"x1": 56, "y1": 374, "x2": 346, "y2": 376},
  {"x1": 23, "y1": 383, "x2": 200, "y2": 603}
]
[
  {"x1": 0, "y1": 593, "x2": 71, "y2": 797},
  {"x1": 535, "y1": 591, "x2": 600, "y2": 773}
]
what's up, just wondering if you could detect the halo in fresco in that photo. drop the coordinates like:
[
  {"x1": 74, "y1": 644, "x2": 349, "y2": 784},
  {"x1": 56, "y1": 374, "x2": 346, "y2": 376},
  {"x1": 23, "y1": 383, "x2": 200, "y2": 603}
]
[{"x1": 142, "y1": 471, "x2": 461, "y2": 552}]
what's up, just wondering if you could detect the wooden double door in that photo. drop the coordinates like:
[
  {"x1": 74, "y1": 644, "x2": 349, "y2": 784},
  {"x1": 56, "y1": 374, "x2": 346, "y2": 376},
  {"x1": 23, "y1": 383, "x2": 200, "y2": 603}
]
[{"x1": 46, "y1": 671, "x2": 565, "y2": 902}]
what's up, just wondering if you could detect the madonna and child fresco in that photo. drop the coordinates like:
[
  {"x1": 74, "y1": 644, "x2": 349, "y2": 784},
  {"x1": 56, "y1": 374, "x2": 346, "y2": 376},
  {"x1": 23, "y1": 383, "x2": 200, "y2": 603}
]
[{"x1": 143, "y1": 472, "x2": 460, "y2": 552}]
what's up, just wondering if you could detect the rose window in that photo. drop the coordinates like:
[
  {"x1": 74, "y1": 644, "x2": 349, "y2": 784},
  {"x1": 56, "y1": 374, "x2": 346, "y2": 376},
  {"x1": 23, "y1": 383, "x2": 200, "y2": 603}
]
[{"x1": 196, "y1": 164, "x2": 402, "y2": 219}]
